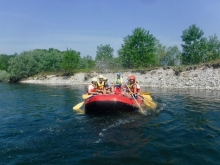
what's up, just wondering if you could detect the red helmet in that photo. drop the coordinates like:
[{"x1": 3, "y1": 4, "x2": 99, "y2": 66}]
[{"x1": 129, "y1": 75, "x2": 136, "y2": 81}]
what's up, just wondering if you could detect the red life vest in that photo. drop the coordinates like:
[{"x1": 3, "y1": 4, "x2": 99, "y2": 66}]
[{"x1": 128, "y1": 82, "x2": 140, "y2": 94}]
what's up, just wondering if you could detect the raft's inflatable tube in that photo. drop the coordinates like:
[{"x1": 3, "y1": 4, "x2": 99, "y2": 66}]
[{"x1": 84, "y1": 94, "x2": 143, "y2": 114}]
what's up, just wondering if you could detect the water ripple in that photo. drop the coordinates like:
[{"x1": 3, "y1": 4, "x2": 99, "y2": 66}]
[{"x1": 1, "y1": 84, "x2": 220, "y2": 164}]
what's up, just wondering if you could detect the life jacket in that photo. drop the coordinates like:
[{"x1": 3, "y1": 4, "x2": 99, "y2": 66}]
[
  {"x1": 97, "y1": 81, "x2": 105, "y2": 90},
  {"x1": 115, "y1": 77, "x2": 123, "y2": 87},
  {"x1": 127, "y1": 82, "x2": 140, "y2": 94}
]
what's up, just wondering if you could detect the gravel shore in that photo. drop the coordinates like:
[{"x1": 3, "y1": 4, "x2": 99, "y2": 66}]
[{"x1": 20, "y1": 65, "x2": 220, "y2": 90}]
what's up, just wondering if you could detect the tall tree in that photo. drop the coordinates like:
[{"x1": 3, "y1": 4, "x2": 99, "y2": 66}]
[
  {"x1": 118, "y1": 27, "x2": 157, "y2": 68},
  {"x1": 95, "y1": 44, "x2": 114, "y2": 71},
  {"x1": 61, "y1": 49, "x2": 80, "y2": 72},
  {"x1": 181, "y1": 24, "x2": 207, "y2": 64},
  {"x1": 0, "y1": 54, "x2": 11, "y2": 70},
  {"x1": 0, "y1": 70, "x2": 10, "y2": 82},
  {"x1": 8, "y1": 51, "x2": 40, "y2": 82},
  {"x1": 155, "y1": 40, "x2": 167, "y2": 66},
  {"x1": 166, "y1": 46, "x2": 181, "y2": 66},
  {"x1": 41, "y1": 49, "x2": 63, "y2": 72},
  {"x1": 205, "y1": 34, "x2": 220, "y2": 61},
  {"x1": 96, "y1": 44, "x2": 114, "y2": 61}
]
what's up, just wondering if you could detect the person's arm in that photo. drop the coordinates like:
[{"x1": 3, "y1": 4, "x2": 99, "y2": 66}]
[
  {"x1": 132, "y1": 84, "x2": 138, "y2": 98},
  {"x1": 133, "y1": 85, "x2": 137, "y2": 94},
  {"x1": 103, "y1": 86, "x2": 107, "y2": 94},
  {"x1": 96, "y1": 89, "x2": 103, "y2": 93},
  {"x1": 88, "y1": 85, "x2": 97, "y2": 95}
]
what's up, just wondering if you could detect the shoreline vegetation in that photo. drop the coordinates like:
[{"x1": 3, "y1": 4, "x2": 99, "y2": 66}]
[
  {"x1": 1, "y1": 25, "x2": 220, "y2": 88},
  {"x1": 20, "y1": 62, "x2": 220, "y2": 91}
]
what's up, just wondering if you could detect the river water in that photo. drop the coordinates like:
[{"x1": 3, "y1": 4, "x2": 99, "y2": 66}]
[{"x1": 0, "y1": 83, "x2": 220, "y2": 165}]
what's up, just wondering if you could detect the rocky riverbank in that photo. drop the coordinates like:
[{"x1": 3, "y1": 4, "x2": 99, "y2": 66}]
[{"x1": 20, "y1": 64, "x2": 220, "y2": 90}]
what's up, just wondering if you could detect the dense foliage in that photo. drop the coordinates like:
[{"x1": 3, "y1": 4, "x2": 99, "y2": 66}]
[
  {"x1": 159, "y1": 45, "x2": 181, "y2": 66},
  {"x1": 118, "y1": 27, "x2": 157, "y2": 68},
  {"x1": 181, "y1": 24, "x2": 220, "y2": 64},
  {"x1": 0, "y1": 70, "x2": 10, "y2": 82},
  {"x1": 206, "y1": 34, "x2": 220, "y2": 61},
  {"x1": 95, "y1": 44, "x2": 115, "y2": 71},
  {"x1": 181, "y1": 24, "x2": 206, "y2": 64},
  {"x1": 61, "y1": 49, "x2": 80, "y2": 73},
  {"x1": 1, "y1": 25, "x2": 220, "y2": 82},
  {"x1": 78, "y1": 55, "x2": 96, "y2": 71},
  {"x1": 0, "y1": 49, "x2": 96, "y2": 82}
]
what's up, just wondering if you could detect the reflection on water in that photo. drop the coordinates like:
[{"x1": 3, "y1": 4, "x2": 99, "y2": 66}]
[{"x1": 0, "y1": 83, "x2": 220, "y2": 164}]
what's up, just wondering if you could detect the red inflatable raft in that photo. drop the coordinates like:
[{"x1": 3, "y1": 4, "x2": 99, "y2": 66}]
[{"x1": 84, "y1": 94, "x2": 143, "y2": 114}]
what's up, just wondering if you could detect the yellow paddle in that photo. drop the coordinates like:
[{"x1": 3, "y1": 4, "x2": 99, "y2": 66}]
[
  {"x1": 73, "y1": 101, "x2": 84, "y2": 110},
  {"x1": 73, "y1": 94, "x2": 95, "y2": 110},
  {"x1": 82, "y1": 94, "x2": 93, "y2": 99},
  {"x1": 141, "y1": 91, "x2": 151, "y2": 95},
  {"x1": 73, "y1": 108, "x2": 85, "y2": 114},
  {"x1": 140, "y1": 94, "x2": 157, "y2": 109}
]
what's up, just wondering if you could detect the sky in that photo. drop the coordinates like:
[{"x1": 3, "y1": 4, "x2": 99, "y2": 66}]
[{"x1": 0, "y1": 0, "x2": 220, "y2": 58}]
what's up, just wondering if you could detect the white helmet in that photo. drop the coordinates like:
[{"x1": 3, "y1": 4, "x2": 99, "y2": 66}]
[
  {"x1": 92, "y1": 77, "x2": 97, "y2": 82},
  {"x1": 98, "y1": 75, "x2": 104, "y2": 79}
]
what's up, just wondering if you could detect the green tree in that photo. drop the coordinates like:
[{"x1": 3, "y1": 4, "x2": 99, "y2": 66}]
[
  {"x1": 0, "y1": 70, "x2": 10, "y2": 82},
  {"x1": 41, "y1": 49, "x2": 63, "y2": 72},
  {"x1": 205, "y1": 34, "x2": 220, "y2": 61},
  {"x1": 181, "y1": 24, "x2": 207, "y2": 64},
  {"x1": 95, "y1": 44, "x2": 114, "y2": 71},
  {"x1": 8, "y1": 51, "x2": 40, "y2": 82},
  {"x1": 118, "y1": 27, "x2": 157, "y2": 68},
  {"x1": 166, "y1": 46, "x2": 181, "y2": 66},
  {"x1": 0, "y1": 54, "x2": 15, "y2": 71},
  {"x1": 155, "y1": 40, "x2": 167, "y2": 66},
  {"x1": 61, "y1": 49, "x2": 80, "y2": 72},
  {"x1": 78, "y1": 55, "x2": 95, "y2": 70},
  {"x1": 155, "y1": 41, "x2": 181, "y2": 66}
]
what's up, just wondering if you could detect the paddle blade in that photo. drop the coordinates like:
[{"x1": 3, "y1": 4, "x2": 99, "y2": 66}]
[
  {"x1": 73, "y1": 102, "x2": 84, "y2": 110},
  {"x1": 82, "y1": 94, "x2": 92, "y2": 99},
  {"x1": 144, "y1": 100, "x2": 157, "y2": 109},
  {"x1": 141, "y1": 95, "x2": 157, "y2": 109},
  {"x1": 141, "y1": 91, "x2": 151, "y2": 95},
  {"x1": 73, "y1": 108, "x2": 85, "y2": 114},
  {"x1": 142, "y1": 94, "x2": 152, "y2": 101}
]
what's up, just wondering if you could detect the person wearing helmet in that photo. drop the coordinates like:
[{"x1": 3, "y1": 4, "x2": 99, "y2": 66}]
[
  {"x1": 112, "y1": 72, "x2": 124, "y2": 94},
  {"x1": 103, "y1": 77, "x2": 111, "y2": 94},
  {"x1": 124, "y1": 75, "x2": 141, "y2": 98},
  {"x1": 115, "y1": 72, "x2": 123, "y2": 87},
  {"x1": 96, "y1": 74, "x2": 105, "y2": 94},
  {"x1": 103, "y1": 77, "x2": 109, "y2": 88},
  {"x1": 87, "y1": 77, "x2": 98, "y2": 95}
]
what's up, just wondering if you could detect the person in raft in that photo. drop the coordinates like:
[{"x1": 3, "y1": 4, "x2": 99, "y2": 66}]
[
  {"x1": 103, "y1": 77, "x2": 112, "y2": 94},
  {"x1": 87, "y1": 77, "x2": 98, "y2": 95},
  {"x1": 112, "y1": 72, "x2": 124, "y2": 94},
  {"x1": 96, "y1": 74, "x2": 105, "y2": 94},
  {"x1": 103, "y1": 77, "x2": 109, "y2": 88},
  {"x1": 123, "y1": 75, "x2": 141, "y2": 98}
]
